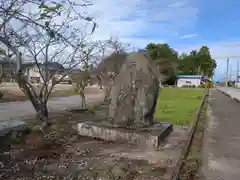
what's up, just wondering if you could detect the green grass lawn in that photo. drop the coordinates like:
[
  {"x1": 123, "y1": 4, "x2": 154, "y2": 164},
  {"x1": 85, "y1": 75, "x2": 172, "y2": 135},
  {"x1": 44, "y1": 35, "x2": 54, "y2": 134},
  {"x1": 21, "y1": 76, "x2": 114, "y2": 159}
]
[{"x1": 154, "y1": 88, "x2": 204, "y2": 126}]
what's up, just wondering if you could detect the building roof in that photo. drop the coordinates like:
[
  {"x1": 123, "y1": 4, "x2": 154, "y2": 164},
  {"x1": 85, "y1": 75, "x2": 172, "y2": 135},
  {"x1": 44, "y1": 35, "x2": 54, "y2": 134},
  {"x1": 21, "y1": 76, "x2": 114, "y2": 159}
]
[
  {"x1": 176, "y1": 75, "x2": 203, "y2": 79},
  {"x1": 0, "y1": 57, "x2": 15, "y2": 65},
  {"x1": 0, "y1": 59, "x2": 64, "y2": 71},
  {"x1": 22, "y1": 62, "x2": 64, "y2": 71}
]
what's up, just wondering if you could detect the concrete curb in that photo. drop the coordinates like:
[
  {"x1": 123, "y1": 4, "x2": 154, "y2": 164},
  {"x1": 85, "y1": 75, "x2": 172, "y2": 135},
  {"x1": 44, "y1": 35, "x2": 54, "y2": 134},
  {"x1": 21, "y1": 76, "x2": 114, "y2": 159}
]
[
  {"x1": 170, "y1": 89, "x2": 209, "y2": 180},
  {"x1": 217, "y1": 88, "x2": 240, "y2": 103}
]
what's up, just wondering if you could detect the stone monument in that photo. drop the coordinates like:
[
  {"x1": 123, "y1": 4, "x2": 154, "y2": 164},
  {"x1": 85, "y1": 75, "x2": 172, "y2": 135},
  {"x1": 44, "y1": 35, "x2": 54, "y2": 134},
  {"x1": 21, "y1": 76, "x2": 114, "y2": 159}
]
[
  {"x1": 77, "y1": 52, "x2": 173, "y2": 150},
  {"x1": 108, "y1": 52, "x2": 160, "y2": 128}
]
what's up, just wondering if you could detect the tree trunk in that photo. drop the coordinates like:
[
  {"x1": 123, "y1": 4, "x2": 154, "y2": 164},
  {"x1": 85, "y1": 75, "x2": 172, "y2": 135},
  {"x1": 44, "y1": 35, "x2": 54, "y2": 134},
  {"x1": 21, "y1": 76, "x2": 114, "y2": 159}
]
[
  {"x1": 0, "y1": 92, "x2": 3, "y2": 100},
  {"x1": 97, "y1": 75, "x2": 103, "y2": 89},
  {"x1": 104, "y1": 77, "x2": 115, "y2": 102},
  {"x1": 35, "y1": 102, "x2": 49, "y2": 127},
  {"x1": 104, "y1": 86, "x2": 111, "y2": 102},
  {"x1": 80, "y1": 93, "x2": 87, "y2": 109}
]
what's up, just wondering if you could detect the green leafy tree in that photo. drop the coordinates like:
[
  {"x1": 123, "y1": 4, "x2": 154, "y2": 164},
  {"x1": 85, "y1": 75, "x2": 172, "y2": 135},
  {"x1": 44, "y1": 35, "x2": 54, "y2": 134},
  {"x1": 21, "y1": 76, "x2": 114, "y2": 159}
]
[
  {"x1": 178, "y1": 51, "x2": 199, "y2": 75},
  {"x1": 197, "y1": 46, "x2": 216, "y2": 77},
  {"x1": 178, "y1": 46, "x2": 217, "y2": 78},
  {"x1": 144, "y1": 43, "x2": 178, "y2": 83}
]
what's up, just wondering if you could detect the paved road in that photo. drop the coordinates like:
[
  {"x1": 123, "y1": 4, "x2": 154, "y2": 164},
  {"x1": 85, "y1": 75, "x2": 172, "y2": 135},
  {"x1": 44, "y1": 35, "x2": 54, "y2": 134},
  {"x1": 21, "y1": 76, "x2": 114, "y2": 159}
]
[
  {"x1": 1, "y1": 82, "x2": 73, "y2": 92},
  {"x1": 0, "y1": 92, "x2": 104, "y2": 121},
  {"x1": 200, "y1": 89, "x2": 240, "y2": 180}
]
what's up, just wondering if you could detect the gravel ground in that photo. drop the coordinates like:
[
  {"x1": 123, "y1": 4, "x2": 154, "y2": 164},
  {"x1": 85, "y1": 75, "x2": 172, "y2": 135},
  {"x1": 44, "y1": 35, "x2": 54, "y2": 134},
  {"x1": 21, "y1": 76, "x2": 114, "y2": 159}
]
[{"x1": 199, "y1": 89, "x2": 240, "y2": 180}]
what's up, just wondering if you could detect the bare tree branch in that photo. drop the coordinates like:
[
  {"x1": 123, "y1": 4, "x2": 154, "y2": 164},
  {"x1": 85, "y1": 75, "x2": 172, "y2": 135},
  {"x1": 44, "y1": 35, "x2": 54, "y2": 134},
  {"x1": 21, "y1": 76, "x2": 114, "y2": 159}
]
[{"x1": 0, "y1": 0, "x2": 98, "y2": 131}]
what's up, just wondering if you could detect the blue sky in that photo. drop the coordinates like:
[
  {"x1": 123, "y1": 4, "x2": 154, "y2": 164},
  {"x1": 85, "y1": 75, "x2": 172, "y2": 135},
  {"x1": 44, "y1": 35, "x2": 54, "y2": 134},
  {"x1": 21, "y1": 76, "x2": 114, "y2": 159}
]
[{"x1": 83, "y1": 0, "x2": 240, "y2": 81}]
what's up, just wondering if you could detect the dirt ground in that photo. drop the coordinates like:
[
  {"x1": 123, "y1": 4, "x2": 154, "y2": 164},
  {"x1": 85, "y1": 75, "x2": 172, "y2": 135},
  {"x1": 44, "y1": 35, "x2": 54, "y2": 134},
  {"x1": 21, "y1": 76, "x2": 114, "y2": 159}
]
[{"x1": 0, "y1": 102, "x2": 189, "y2": 180}]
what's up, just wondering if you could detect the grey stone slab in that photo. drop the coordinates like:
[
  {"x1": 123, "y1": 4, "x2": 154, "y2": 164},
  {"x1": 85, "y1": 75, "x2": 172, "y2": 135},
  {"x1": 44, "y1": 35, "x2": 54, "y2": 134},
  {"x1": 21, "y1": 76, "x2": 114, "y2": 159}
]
[
  {"x1": 0, "y1": 120, "x2": 30, "y2": 153},
  {"x1": 77, "y1": 120, "x2": 173, "y2": 150},
  {"x1": 0, "y1": 120, "x2": 28, "y2": 136}
]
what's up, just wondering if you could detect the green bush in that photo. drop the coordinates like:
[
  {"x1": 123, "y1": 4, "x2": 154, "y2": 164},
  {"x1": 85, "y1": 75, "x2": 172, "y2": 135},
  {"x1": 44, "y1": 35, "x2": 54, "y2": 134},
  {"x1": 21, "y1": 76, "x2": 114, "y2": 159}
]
[
  {"x1": 198, "y1": 84, "x2": 205, "y2": 88},
  {"x1": 206, "y1": 82, "x2": 213, "y2": 88},
  {"x1": 198, "y1": 82, "x2": 213, "y2": 88},
  {"x1": 182, "y1": 85, "x2": 196, "y2": 88}
]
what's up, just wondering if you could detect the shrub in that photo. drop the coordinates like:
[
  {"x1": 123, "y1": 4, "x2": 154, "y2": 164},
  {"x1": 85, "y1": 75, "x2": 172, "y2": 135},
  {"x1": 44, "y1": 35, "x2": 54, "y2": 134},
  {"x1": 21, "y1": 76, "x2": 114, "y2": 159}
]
[
  {"x1": 206, "y1": 82, "x2": 213, "y2": 88},
  {"x1": 182, "y1": 85, "x2": 196, "y2": 88},
  {"x1": 198, "y1": 84, "x2": 206, "y2": 88},
  {"x1": 198, "y1": 82, "x2": 213, "y2": 88}
]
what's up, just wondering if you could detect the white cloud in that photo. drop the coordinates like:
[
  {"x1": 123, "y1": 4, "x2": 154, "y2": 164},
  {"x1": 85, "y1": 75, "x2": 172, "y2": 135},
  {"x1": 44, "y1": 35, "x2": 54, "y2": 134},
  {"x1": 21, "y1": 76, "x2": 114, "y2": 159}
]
[
  {"x1": 81, "y1": 0, "x2": 199, "y2": 48},
  {"x1": 179, "y1": 34, "x2": 198, "y2": 39},
  {"x1": 168, "y1": 2, "x2": 186, "y2": 8},
  {"x1": 7, "y1": 0, "x2": 199, "y2": 49}
]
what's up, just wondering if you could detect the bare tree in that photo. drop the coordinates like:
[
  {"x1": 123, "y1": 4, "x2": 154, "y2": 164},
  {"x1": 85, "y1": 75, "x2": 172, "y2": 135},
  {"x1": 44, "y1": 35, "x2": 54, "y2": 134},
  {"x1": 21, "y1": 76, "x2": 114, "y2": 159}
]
[
  {"x1": 0, "y1": 0, "x2": 97, "y2": 130},
  {"x1": 93, "y1": 37, "x2": 130, "y2": 102},
  {"x1": 97, "y1": 40, "x2": 108, "y2": 60},
  {"x1": 92, "y1": 40, "x2": 108, "y2": 89},
  {"x1": 107, "y1": 36, "x2": 130, "y2": 54}
]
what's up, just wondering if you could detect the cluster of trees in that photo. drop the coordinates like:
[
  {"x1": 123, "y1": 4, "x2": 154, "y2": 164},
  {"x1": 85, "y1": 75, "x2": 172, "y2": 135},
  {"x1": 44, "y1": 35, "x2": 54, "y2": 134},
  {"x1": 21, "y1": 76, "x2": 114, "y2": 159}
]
[{"x1": 140, "y1": 43, "x2": 217, "y2": 84}]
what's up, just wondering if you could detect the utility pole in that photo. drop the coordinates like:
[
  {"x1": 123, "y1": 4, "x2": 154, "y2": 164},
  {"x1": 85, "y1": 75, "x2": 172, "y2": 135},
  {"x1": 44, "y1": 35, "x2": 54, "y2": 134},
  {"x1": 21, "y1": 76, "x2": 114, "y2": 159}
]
[
  {"x1": 230, "y1": 65, "x2": 232, "y2": 81},
  {"x1": 197, "y1": 65, "x2": 200, "y2": 75},
  {"x1": 226, "y1": 58, "x2": 229, "y2": 87},
  {"x1": 237, "y1": 60, "x2": 239, "y2": 82}
]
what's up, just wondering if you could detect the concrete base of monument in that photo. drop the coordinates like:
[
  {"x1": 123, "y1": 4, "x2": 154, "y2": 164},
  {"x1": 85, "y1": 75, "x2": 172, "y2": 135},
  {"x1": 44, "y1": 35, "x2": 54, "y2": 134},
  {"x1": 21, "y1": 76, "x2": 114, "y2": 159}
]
[
  {"x1": 77, "y1": 120, "x2": 173, "y2": 150},
  {"x1": 71, "y1": 124, "x2": 188, "y2": 179}
]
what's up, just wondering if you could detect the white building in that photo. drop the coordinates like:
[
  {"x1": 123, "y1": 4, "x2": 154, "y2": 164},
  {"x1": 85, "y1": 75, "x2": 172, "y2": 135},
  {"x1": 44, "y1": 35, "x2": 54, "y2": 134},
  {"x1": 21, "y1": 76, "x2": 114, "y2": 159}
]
[
  {"x1": 23, "y1": 62, "x2": 70, "y2": 84},
  {"x1": 176, "y1": 75, "x2": 203, "y2": 87}
]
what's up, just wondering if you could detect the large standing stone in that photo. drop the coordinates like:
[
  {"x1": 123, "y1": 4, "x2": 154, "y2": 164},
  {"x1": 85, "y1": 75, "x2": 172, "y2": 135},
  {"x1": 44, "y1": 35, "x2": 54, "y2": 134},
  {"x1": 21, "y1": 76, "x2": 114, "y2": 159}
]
[
  {"x1": 108, "y1": 52, "x2": 160, "y2": 128},
  {"x1": 77, "y1": 52, "x2": 173, "y2": 150}
]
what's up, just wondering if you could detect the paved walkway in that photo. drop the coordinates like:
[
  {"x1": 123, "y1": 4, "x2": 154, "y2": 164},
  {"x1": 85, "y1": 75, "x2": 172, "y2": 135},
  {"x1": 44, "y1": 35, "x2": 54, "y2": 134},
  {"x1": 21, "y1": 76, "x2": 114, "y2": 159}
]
[
  {"x1": 216, "y1": 86, "x2": 240, "y2": 100},
  {"x1": 200, "y1": 89, "x2": 240, "y2": 180},
  {"x1": 0, "y1": 92, "x2": 104, "y2": 121}
]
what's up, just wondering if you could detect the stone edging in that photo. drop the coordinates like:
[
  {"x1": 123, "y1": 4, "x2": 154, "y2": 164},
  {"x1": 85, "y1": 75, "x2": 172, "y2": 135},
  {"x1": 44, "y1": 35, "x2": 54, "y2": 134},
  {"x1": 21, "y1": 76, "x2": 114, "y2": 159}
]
[
  {"x1": 0, "y1": 120, "x2": 31, "y2": 153},
  {"x1": 170, "y1": 89, "x2": 209, "y2": 180}
]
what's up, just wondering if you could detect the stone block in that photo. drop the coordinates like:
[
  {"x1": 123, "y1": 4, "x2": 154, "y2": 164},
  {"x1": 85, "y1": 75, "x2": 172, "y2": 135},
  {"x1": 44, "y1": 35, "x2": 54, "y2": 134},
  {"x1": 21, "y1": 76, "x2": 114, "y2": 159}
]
[
  {"x1": 0, "y1": 120, "x2": 30, "y2": 153},
  {"x1": 77, "y1": 120, "x2": 173, "y2": 150}
]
